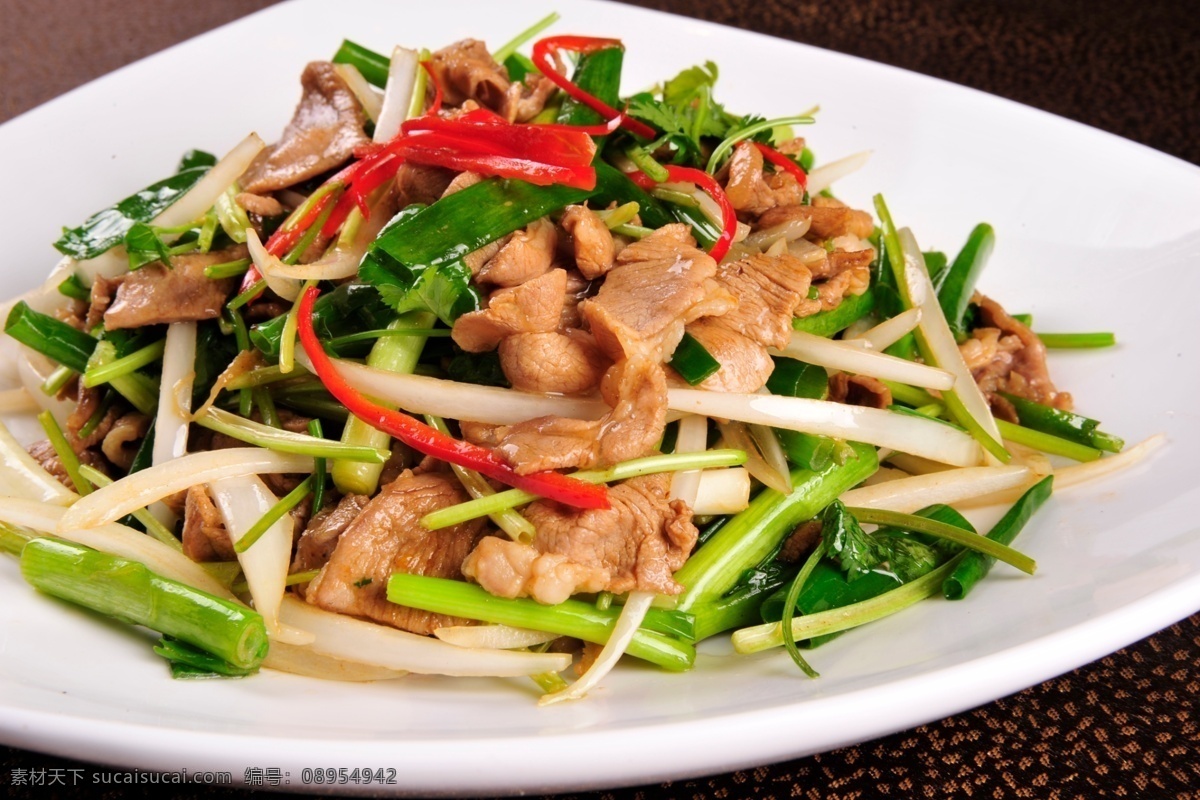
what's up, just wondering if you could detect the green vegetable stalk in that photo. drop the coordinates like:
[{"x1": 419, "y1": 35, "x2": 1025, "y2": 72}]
[{"x1": 21, "y1": 538, "x2": 268, "y2": 670}]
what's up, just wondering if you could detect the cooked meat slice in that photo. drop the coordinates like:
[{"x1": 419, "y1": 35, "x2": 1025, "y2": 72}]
[
  {"x1": 758, "y1": 197, "x2": 875, "y2": 241},
  {"x1": 462, "y1": 537, "x2": 609, "y2": 605},
  {"x1": 66, "y1": 382, "x2": 119, "y2": 450},
  {"x1": 723, "y1": 141, "x2": 803, "y2": 217},
  {"x1": 463, "y1": 473, "x2": 697, "y2": 602},
  {"x1": 395, "y1": 163, "x2": 456, "y2": 208},
  {"x1": 962, "y1": 294, "x2": 1072, "y2": 418},
  {"x1": 794, "y1": 262, "x2": 872, "y2": 319},
  {"x1": 100, "y1": 412, "x2": 150, "y2": 471},
  {"x1": 463, "y1": 237, "x2": 508, "y2": 276},
  {"x1": 452, "y1": 268, "x2": 566, "y2": 352},
  {"x1": 778, "y1": 520, "x2": 823, "y2": 563},
  {"x1": 26, "y1": 440, "x2": 107, "y2": 491},
  {"x1": 87, "y1": 275, "x2": 119, "y2": 329},
  {"x1": 499, "y1": 330, "x2": 609, "y2": 394},
  {"x1": 441, "y1": 170, "x2": 483, "y2": 198},
  {"x1": 684, "y1": 318, "x2": 776, "y2": 393},
  {"x1": 104, "y1": 246, "x2": 244, "y2": 329},
  {"x1": 239, "y1": 62, "x2": 369, "y2": 193},
  {"x1": 560, "y1": 269, "x2": 592, "y2": 330},
  {"x1": 499, "y1": 72, "x2": 559, "y2": 122},
  {"x1": 581, "y1": 224, "x2": 734, "y2": 363},
  {"x1": 495, "y1": 358, "x2": 667, "y2": 473},
  {"x1": 305, "y1": 471, "x2": 488, "y2": 635},
  {"x1": 182, "y1": 485, "x2": 236, "y2": 563},
  {"x1": 428, "y1": 39, "x2": 509, "y2": 110},
  {"x1": 477, "y1": 218, "x2": 557, "y2": 287},
  {"x1": 828, "y1": 373, "x2": 893, "y2": 409},
  {"x1": 235, "y1": 192, "x2": 286, "y2": 217},
  {"x1": 459, "y1": 420, "x2": 505, "y2": 447},
  {"x1": 291, "y1": 493, "x2": 371, "y2": 597},
  {"x1": 560, "y1": 205, "x2": 615, "y2": 279},
  {"x1": 708, "y1": 252, "x2": 812, "y2": 349}
]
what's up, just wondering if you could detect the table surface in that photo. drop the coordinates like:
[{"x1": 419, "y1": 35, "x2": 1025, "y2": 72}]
[{"x1": 1, "y1": 1, "x2": 1198, "y2": 798}]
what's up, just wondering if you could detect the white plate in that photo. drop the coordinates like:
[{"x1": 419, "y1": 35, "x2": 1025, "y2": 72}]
[{"x1": 1, "y1": 0, "x2": 1198, "y2": 795}]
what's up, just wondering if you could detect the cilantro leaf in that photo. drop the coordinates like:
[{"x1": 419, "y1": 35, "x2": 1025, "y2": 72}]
[
  {"x1": 123, "y1": 222, "x2": 174, "y2": 271},
  {"x1": 819, "y1": 500, "x2": 887, "y2": 581}
]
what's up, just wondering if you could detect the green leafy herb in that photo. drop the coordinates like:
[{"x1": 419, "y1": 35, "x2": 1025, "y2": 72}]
[
  {"x1": 353, "y1": 577, "x2": 373, "y2": 588},
  {"x1": 123, "y1": 222, "x2": 174, "y2": 270},
  {"x1": 176, "y1": 149, "x2": 217, "y2": 171},
  {"x1": 57, "y1": 273, "x2": 90, "y2": 302},
  {"x1": 820, "y1": 500, "x2": 887, "y2": 581}
]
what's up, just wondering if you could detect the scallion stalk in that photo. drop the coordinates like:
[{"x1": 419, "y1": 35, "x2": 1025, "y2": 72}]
[
  {"x1": 492, "y1": 12, "x2": 561, "y2": 64},
  {"x1": 36, "y1": 410, "x2": 89, "y2": 496},
  {"x1": 194, "y1": 407, "x2": 389, "y2": 462},
  {"x1": 234, "y1": 476, "x2": 313, "y2": 554},
  {"x1": 848, "y1": 507, "x2": 1036, "y2": 574},
  {"x1": 82, "y1": 339, "x2": 165, "y2": 388},
  {"x1": 1036, "y1": 332, "x2": 1116, "y2": 349}
]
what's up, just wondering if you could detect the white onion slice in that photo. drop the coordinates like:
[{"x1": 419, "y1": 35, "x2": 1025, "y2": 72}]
[
  {"x1": 299, "y1": 353, "x2": 609, "y2": 425},
  {"x1": 718, "y1": 421, "x2": 791, "y2": 494},
  {"x1": 896, "y1": 227, "x2": 1003, "y2": 457},
  {"x1": 668, "y1": 415, "x2": 708, "y2": 505},
  {"x1": 838, "y1": 465, "x2": 1033, "y2": 513},
  {"x1": 332, "y1": 63, "x2": 383, "y2": 122},
  {"x1": 277, "y1": 596, "x2": 571, "y2": 677},
  {"x1": 152, "y1": 321, "x2": 196, "y2": 466},
  {"x1": 209, "y1": 476, "x2": 312, "y2": 645},
  {"x1": 373, "y1": 46, "x2": 419, "y2": 143},
  {"x1": 539, "y1": 590, "x2": 654, "y2": 706},
  {"x1": 807, "y1": 150, "x2": 872, "y2": 194},
  {"x1": 691, "y1": 468, "x2": 751, "y2": 515},
  {"x1": 433, "y1": 625, "x2": 560, "y2": 650},
  {"x1": 247, "y1": 227, "x2": 300, "y2": 302},
  {"x1": 258, "y1": 194, "x2": 394, "y2": 282},
  {"x1": 16, "y1": 349, "x2": 74, "y2": 423},
  {"x1": 0, "y1": 498, "x2": 232, "y2": 599},
  {"x1": 263, "y1": 641, "x2": 408, "y2": 681},
  {"x1": 1052, "y1": 434, "x2": 1165, "y2": 489},
  {"x1": 0, "y1": 421, "x2": 76, "y2": 505},
  {"x1": 60, "y1": 448, "x2": 312, "y2": 530},
  {"x1": 773, "y1": 330, "x2": 954, "y2": 391},
  {"x1": 667, "y1": 388, "x2": 981, "y2": 466},
  {"x1": 77, "y1": 133, "x2": 267, "y2": 282},
  {"x1": 0, "y1": 388, "x2": 38, "y2": 414},
  {"x1": 850, "y1": 307, "x2": 922, "y2": 351}
]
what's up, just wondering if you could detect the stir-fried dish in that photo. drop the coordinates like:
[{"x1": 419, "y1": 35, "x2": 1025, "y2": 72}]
[{"x1": 0, "y1": 16, "x2": 1157, "y2": 701}]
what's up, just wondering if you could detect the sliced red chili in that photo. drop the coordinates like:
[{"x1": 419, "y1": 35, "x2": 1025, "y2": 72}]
[
  {"x1": 296, "y1": 286, "x2": 610, "y2": 510},
  {"x1": 754, "y1": 142, "x2": 808, "y2": 190},
  {"x1": 420, "y1": 60, "x2": 443, "y2": 115},
  {"x1": 627, "y1": 165, "x2": 738, "y2": 262},
  {"x1": 531, "y1": 35, "x2": 656, "y2": 141}
]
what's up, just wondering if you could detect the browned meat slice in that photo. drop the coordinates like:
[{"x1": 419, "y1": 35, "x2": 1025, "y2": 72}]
[
  {"x1": 778, "y1": 520, "x2": 823, "y2": 563},
  {"x1": 305, "y1": 471, "x2": 488, "y2": 634},
  {"x1": 559, "y1": 269, "x2": 592, "y2": 329},
  {"x1": 290, "y1": 493, "x2": 371, "y2": 597},
  {"x1": 581, "y1": 224, "x2": 734, "y2": 363},
  {"x1": 962, "y1": 294, "x2": 1072, "y2": 419},
  {"x1": 462, "y1": 537, "x2": 609, "y2": 605},
  {"x1": 463, "y1": 237, "x2": 507, "y2": 276},
  {"x1": 462, "y1": 473, "x2": 697, "y2": 603},
  {"x1": 100, "y1": 412, "x2": 149, "y2": 471},
  {"x1": 684, "y1": 318, "x2": 775, "y2": 392},
  {"x1": 240, "y1": 62, "x2": 369, "y2": 193},
  {"x1": 428, "y1": 39, "x2": 509, "y2": 109},
  {"x1": 451, "y1": 268, "x2": 566, "y2": 352},
  {"x1": 235, "y1": 192, "x2": 286, "y2": 217},
  {"x1": 560, "y1": 205, "x2": 615, "y2": 279},
  {"x1": 66, "y1": 382, "x2": 119, "y2": 451},
  {"x1": 499, "y1": 330, "x2": 609, "y2": 394},
  {"x1": 26, "y1": 440, "x2": 107, "y2": 491},
  {"x1": 182, "y1": 485, "x2": 235, "y2": 563},
  {"x1": 495, "y1": 358, "x2": 667, "y2": 474},
  {"x1": 829, "y1": 373, "x2": 893, "y2": 409},
  {"x1": 723, "y1": 141, "x2": 803, "y2": 217},
  {"x1": 441, "y1": 170, "x2": 483, "y2": 198},
  {"x1": 709, "y1": 252, "x2": 812, "y2": 349},
  {"x1": 757, "y1": 197, "x2": 875, "y2": 241},
  {"x1": 87, "y1": 275, "x2": 119, "y2": 329},
  {"x1": 104, "y1": 246, "x2": 244, "y2": 329},
  {"x1": 477, "y1": 218, "x2": 557, "y2": 287},
  {"x1": 794, "y1": 261, "x2": 872, "y2": 319},
  {"x1": 395, "y1": 164, "x2": 456, "y2": 208},
  {"x1": 500, "y1": 72, "x2": 559, "y2": 122}
]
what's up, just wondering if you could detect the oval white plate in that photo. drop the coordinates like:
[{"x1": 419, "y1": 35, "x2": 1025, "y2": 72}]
[{"x1": 1, "y1": 0, "x2": 1198, "y2": 795}]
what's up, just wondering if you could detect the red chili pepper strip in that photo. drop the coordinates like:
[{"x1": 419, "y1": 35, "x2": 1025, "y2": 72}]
[
  {"x1": 754, "y1": 142, "x2": 808, "y2": 190},
  {"x1": 531, "y1": 36, "x2": 657, "y2": 141},
  {"x1": 264, "y1": 190, "x2": 339, "y2": 258},
  {"x1": 626, "y1": 165, "x2": 738, "y2": 262},
  {"x1": 396, "y1": 142, "x2": 596, "y2": 189},
  {"x1": 400, "y1": 115, "x2": 599, "y2": 165},
  {"x1": 420, "y1": 60, "x2": 443, "y2": 115},
  {"x1": 296, "y1": 287, "x2": 610, "y2": 510},
  {"x1": 320, "y1": 153, "x2": 403, "y2": 238}
]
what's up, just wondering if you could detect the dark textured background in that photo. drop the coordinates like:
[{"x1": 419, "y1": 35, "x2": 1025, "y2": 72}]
[{"x1": 1, "y1": 1, "x2": 1198, "y2": 798}]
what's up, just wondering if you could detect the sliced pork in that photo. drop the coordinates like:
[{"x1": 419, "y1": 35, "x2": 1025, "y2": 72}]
[
  {"x1": 723, "y1": 141, "x2": 803, "y2": 217},
  {"x1": 498, "y1": 330, "x2": 608, "y2": 395},
  {"x1": 103, "y1": 246, "x2": 245, "y2": 329},
  {"x1": 451, "y1": 268, "x2": 566, "y2": 352},
  {"x1": 477, "y1": 218, "x2": 557, "y2": 287},
  {"x1": 305, "y1": 471, "x2": 488, "y2": 635},
  {"x1": 240, "y1": 62, "x2": 370, "y2": 193},
  {"x1": 560, "y1": 205, "x2": 615, "y2": 280}
]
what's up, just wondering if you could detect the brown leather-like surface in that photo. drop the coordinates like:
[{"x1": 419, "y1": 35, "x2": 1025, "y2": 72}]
[{"x1": 1, "y1": 1, "x2": 1197, "y2": 798}]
